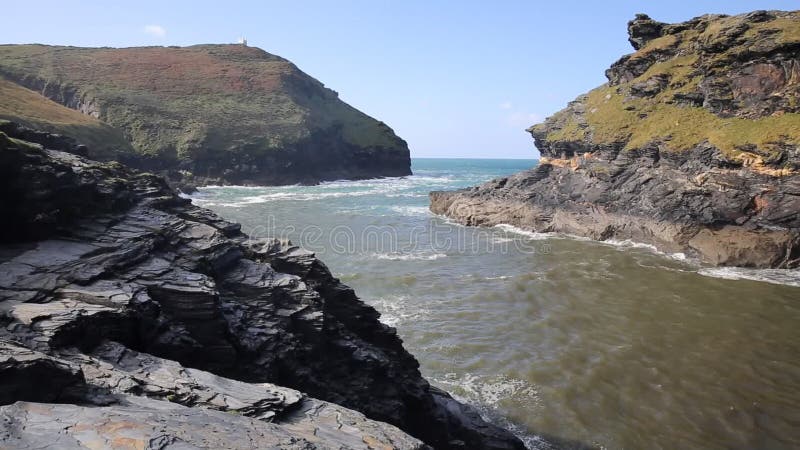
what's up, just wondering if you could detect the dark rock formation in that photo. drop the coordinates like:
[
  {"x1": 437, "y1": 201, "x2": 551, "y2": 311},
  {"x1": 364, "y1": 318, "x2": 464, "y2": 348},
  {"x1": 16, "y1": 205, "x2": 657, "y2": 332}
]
[
  {"x1": 0, "y1": 339, "x2": 426, "y2": 449},
  {"x1": 0, "y1": 341, "x2": 86, "y2": 405},
  {"x1": 628, "y1": 14, "x2": 666, "y2": 50},
  {"x1": 0, "y1": 125, "x2": 524, "y2": 450},
  {"x1": 431, "y1": 10, "x2": 800, "y2": 269},
  {"x1": 0, "y1": 121, "x2": 88, "y2": 156},
  {"x1": 0, "y1": 44, "x2": 412, "y2": 186}
]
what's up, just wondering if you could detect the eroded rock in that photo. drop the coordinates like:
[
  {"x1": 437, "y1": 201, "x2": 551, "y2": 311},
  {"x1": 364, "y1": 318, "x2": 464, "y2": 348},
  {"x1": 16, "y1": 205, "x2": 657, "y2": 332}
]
[
  {"x1": 0, "y1": 340, "x2": 86, "y2": 405},
  {"x1": 628, "y1": 14, "x2": 666, "y2": 50}
]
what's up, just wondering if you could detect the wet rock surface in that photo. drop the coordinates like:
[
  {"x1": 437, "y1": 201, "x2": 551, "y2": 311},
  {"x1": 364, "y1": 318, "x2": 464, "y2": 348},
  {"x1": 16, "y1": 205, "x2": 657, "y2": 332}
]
[
  {"x1": 431, "y1": 11, "x2": 800, "y2": 269},
  {"x1": 0, "y1": 126, "x2": 525, "y2": 449}
]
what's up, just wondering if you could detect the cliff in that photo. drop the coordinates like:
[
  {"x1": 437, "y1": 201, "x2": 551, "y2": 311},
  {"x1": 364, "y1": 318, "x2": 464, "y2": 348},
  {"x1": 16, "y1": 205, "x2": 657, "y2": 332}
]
[
  {"x1": 0, "y1": 125, "x2": 523, "y2": 449},
  {"x1": 0, "y1": 44, "x2": 411, "y2": 186},
  {"x1": 431, "y1": 10, "x2": 800, "y2": 268}
]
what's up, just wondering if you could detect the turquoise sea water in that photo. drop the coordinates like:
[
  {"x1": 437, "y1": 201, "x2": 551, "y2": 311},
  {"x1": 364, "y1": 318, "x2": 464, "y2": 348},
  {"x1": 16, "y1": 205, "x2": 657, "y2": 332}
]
[{"x1": 191, "y1": 158, "x2": 800, "y2": 450}]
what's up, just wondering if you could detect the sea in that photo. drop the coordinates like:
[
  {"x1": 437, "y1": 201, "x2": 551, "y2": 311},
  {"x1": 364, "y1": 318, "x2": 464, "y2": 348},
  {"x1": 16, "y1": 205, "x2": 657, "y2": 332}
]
[{"x1": 190, "y1": 158, "x2": 800, "y2": 450}]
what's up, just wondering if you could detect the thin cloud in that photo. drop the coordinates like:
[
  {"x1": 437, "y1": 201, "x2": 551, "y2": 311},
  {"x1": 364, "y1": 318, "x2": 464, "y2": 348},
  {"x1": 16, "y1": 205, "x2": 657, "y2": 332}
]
[
  {"x1": 506, "y1": 111, "x2": 544, "y2": 127},
  {"x1": 499, "y1": 101, "x2": 513, "y2": 110},
  {"x1": 143, "y1": 25, "x2": 166, "y2": 38}
]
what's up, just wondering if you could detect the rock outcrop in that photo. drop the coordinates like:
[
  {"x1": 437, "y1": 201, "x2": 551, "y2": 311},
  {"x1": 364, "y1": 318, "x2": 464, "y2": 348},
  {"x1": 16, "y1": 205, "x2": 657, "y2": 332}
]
[
  {"x1": 0, "y1": 125, "x2": 524, "y2": 449},
  {"x1": 0, "y1": 340, "x2": 426, "y2": 449},
  {"x1": 431, "y1": 10, "x2": 800, "y2": 268},
  {"x1": 0, "y1": 44, "x2": 411, "y2": 186}
]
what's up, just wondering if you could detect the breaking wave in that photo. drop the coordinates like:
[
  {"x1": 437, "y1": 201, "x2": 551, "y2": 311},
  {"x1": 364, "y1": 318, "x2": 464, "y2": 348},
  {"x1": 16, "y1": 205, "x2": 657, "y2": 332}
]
[
  {"x1": 369, "y1": 251, "x2": 447, "y2": 261},
  {"x1": 698, "y1": 267, "x2": 800, "y2": 287}
]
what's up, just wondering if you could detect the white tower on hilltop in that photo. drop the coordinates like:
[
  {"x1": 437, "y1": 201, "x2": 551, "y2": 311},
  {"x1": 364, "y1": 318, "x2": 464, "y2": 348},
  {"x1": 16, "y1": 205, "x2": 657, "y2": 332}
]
[{"x1": 237, "y1": 37, "x2": 248, "y2": 46}]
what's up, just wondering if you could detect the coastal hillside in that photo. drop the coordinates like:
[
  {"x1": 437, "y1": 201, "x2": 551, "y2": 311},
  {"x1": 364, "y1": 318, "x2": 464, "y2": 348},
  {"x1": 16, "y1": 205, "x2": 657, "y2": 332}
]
[
  {"x1": 0, "y1": 44, "x2": 411, "y2": 185},
  {"x1": 432, "y1": 10, "x2": 800, "y2": 268},
  {"x1": 0, "y1": 124, "x2": 523, "y2": 450},
  {"x1": 0, "y1": 78, "x2": 133, "y2": 158}
]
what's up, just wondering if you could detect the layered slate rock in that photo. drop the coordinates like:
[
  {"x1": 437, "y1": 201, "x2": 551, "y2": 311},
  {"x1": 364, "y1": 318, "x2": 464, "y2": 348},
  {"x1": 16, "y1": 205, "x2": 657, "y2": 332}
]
[
  {"x1": 1, "y1": 396, "x2": 426, "y2": 450},
  {"x1": 0, "y1": 44, "x2": 411, "y2": 185},
  {"x1": 0, "y1": 341, "x2": 86, "y2": 405},
  {"x1": 0, "y1": 340, "x2": 426, "y2": 449},
  {"x1": 431, "y1": 10, "x2": 800, "y2": 268},
  {"x1": 0, "y1": 126, "x2": 525, "y2": 450}
]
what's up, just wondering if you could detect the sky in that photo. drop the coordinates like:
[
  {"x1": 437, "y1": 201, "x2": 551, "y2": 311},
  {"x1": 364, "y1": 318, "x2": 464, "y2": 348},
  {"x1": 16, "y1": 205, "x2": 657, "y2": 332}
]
[{"x1": 3, "y1": 1, "x2": 799, "y2": 158}]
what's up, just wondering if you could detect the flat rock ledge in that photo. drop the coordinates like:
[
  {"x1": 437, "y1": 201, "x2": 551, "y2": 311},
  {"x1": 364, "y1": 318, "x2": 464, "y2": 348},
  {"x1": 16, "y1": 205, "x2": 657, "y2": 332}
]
[
  {"x1": 0, "y1": 125, "x2": 526, "y2": 450},
  {"x1": 0, "y1": 340, "x2": 423, "y2": 449},
  {"x1": 430, "y1": 149, "x2": 800, "y2": 269}
]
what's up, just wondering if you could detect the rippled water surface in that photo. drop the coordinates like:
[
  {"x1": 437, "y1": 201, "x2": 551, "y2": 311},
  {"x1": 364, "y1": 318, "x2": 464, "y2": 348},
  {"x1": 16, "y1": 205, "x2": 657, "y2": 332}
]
[{"x1": 191, "y1": 158, "x2": 800, "y2": 450}]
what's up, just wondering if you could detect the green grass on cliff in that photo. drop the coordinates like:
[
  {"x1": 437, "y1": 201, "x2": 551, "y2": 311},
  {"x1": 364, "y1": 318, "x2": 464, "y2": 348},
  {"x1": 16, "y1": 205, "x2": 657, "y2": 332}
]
[
  {"x1": 582, "y1": 85, "x2": 800, "y2": 160},
  {"x1": 744, "y1": 16, "x2": 800, "y2": 45},
  {"x1": 634, "y1": 55, "x2": 700, "y2": 94},
  {"x1": 629, "y1": 34, "x2": 678, "y2": 60},
  {"x1": 0, "y1": 78, "x2": 134, "y2": 158},
  {"x1": 538, "y1": 11, "x2": 800, "y2": 163},
  {"x1": 0, "y1": 44, "x2": 406, "y2": 164}
]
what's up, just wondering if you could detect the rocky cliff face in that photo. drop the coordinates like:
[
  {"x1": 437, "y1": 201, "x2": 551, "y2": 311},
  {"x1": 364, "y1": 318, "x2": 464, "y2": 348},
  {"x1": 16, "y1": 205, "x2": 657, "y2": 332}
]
[
  {"x1": 0, "y1": 125, "x2": 523, "y2": 449},
  {"x1": 431, "y1": 10, "x2": 800, "y2": 268},
  {"x1": 0, "y1": 44, "x2": 411, "y2": 186}
]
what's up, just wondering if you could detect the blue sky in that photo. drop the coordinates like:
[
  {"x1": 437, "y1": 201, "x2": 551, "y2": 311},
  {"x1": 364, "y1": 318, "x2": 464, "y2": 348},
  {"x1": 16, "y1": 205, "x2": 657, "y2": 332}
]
[{"x1": 4, "y1": 1, "x2": 799, "y2": 158}]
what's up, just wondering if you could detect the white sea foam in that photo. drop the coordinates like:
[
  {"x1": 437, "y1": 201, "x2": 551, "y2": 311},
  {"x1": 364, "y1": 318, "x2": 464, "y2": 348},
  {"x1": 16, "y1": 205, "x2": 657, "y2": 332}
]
[
  {"x1": 316, "y1": 174, "x2": 454, "y2": 190},
  {"x1": 430, "y1": 372, "x2": 545, "y2": 448},
  {"x1": 428, "y1": 371, "x2": 548, "y2": 449},
  {"x1": 434, "y1": 372, "x2": 539, "y2": 407},
  {"x1": 495, "y1": 224, "x2": 698, "y2": 267},
  {"x1": 385, "y1": 193, "x2": 428, "y2": 198},
  {"x1": 369, "y1": 295, "x2": 429, "y2": 327},
  {"x1": 498, "y1": 227, "x2": 797, "y2": 287},
  {"x1": 192, "y1": 189, "x2": 392, "y2": 207},
  {"x1": 430, "y1": 213, "x2": 465, "y2": 227},
  {"x1": 597, "y1": 239, "x2": 689, "y2": 262},
  {"x1": 494, "y1": 224, "x2": 555, "y2": 240},
  {"x1": 404, "y1": 175, "x2": 455, "y2": 184},
  {"x1": 490, "y1": 236, "x2": 514, "y2": 244},
  {"x1": 370, "y1": 252, "x2": 447, "y2": 261},
  {"x1": 698, "y1": 267, "x2": 800, "y2": 287},
  {"x1": 200, "y1": 184, "x2": 285, "y2": 190},
  {"x1": 603, "y1": 239, "x2": 659, "y2": 252},
  {"x1": 389, "y1": 205, "x2": 431, "y2": 216}
]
